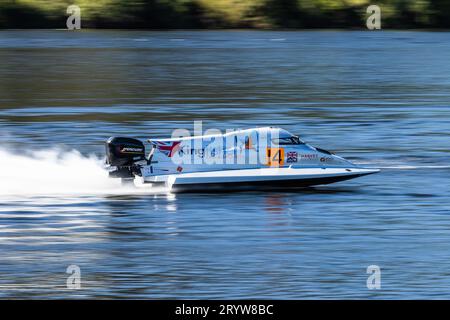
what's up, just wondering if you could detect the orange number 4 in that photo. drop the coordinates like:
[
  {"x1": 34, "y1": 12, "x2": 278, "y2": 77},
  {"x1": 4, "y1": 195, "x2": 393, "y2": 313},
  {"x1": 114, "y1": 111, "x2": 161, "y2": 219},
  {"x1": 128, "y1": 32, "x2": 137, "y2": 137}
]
[{"x1": 266, "y1": 148, "x2": 284, "y2": 167}]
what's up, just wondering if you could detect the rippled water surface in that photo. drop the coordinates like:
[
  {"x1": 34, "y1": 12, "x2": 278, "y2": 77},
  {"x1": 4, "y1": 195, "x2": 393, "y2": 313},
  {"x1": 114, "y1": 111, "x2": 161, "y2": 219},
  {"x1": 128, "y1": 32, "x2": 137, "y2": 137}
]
[{"x1": 1, "y1": 30, "x2": 450, "y2": 298}]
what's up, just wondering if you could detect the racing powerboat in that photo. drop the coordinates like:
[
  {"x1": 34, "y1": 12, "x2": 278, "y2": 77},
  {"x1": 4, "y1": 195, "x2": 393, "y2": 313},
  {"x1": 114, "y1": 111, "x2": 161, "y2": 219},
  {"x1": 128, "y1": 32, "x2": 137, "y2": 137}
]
[{"x1": 105, "y1": 127, "x2": 379, "y2": 192}]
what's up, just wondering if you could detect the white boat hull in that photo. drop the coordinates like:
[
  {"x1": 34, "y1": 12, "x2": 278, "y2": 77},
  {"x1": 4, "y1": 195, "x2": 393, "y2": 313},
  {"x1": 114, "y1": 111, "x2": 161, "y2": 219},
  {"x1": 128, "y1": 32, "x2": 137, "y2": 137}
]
[{"x1": 137, "y1": 167, "x2": 379, "y2": 192}]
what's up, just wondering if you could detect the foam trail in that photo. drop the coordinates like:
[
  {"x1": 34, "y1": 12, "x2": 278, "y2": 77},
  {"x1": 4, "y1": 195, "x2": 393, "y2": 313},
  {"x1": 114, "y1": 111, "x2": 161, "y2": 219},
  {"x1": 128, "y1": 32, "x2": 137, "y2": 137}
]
[{"x1": 0, "y1": 147, "x2": 167, "y2": 197}]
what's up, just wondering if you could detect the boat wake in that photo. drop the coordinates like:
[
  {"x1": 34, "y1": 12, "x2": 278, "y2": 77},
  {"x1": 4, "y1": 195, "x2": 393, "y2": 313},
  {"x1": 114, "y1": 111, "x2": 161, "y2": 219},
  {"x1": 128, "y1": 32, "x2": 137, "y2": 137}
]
[
  {"x1": 354, "y1": 160, "x2": 450, "y2": 170},
  {"x1": 375, "y1": 165, "x2": 450, "y2": 170},
  {"x1": 1, "y1": 147, "x2": 444, "y2": 198},
  {"x1": 0, "y1": 147, "x2": 168, "y2": 197}
]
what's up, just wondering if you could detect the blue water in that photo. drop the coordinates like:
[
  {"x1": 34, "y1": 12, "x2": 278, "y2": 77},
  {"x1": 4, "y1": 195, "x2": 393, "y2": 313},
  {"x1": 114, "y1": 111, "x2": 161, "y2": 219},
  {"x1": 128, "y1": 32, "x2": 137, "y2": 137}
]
[{"x1": 1, "y1": 30, "x2": 450, "y2": 298}]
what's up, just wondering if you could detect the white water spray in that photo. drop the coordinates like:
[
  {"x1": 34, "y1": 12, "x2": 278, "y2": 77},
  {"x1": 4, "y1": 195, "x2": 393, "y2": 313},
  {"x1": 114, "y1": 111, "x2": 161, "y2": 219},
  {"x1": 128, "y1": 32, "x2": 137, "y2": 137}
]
[{"x1": 0, "y1": 147, "x2": 166, "y2": 197}]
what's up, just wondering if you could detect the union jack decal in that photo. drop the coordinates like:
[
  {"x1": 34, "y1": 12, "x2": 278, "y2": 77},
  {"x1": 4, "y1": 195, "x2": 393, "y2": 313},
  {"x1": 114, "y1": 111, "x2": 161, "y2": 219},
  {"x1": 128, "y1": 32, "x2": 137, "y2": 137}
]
[
  {"x1": 286, "y1": 151, "x2": 298, "y2": 163},
  {"x1": 153, "y1": 141, "x2": 181, "y2": 157}
]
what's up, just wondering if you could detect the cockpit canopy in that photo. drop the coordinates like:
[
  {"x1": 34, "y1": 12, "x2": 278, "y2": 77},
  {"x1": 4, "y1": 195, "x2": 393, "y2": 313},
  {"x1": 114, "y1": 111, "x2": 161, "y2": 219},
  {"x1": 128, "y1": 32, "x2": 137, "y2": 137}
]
[
  {"x1": 272, "y1": 136, "x2": 304, "y2": 145},
  {"x1": 271, "y1": 128, "x2": 305, "y2": 146},
  {"x1": 149, "y1": 127, "x2": 307, "y2": 150}
]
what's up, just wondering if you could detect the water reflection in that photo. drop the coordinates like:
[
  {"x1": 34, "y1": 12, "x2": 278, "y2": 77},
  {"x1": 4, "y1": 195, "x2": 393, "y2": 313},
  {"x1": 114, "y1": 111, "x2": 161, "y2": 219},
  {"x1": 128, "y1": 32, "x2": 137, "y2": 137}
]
[
  {"x1": 264, "y1": 194, "x2": 288, "y2": 213},
  {"x1": 1, "y1": 30, "x2": 450, "y2": 298}
]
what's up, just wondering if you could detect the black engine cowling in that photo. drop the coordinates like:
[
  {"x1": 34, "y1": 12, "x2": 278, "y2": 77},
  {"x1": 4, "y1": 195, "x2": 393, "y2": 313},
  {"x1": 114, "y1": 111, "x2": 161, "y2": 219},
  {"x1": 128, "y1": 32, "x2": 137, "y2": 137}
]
[{"x1": 105, "y1": 137, "x2": 145, "y2": 167}]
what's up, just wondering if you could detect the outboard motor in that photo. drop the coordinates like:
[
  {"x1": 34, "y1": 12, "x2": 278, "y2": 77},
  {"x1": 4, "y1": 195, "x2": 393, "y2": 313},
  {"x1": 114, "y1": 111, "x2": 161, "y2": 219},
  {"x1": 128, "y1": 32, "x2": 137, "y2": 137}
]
[{"x1": 105, "y1": 137, "x2": 146, "y2": 179}]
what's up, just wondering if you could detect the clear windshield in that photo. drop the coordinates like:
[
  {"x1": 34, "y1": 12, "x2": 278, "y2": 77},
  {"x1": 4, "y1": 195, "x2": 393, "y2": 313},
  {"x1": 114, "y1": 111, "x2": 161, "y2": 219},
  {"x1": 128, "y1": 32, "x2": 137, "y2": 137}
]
[{"x1": 272, "y1": 136, "x2": 305, "y2": 145}]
